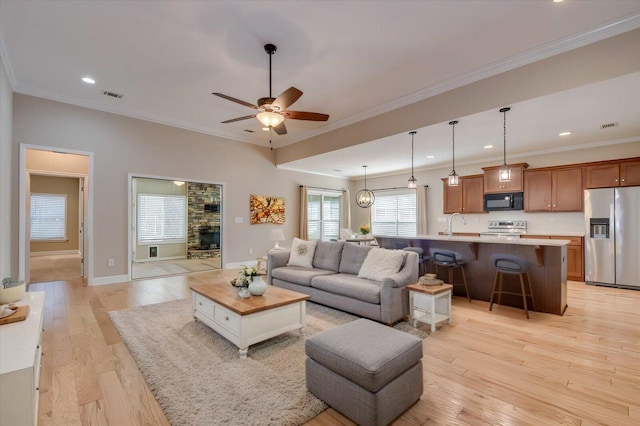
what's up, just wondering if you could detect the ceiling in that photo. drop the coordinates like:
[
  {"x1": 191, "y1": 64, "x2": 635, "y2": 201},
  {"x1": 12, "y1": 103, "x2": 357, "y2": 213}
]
[{"x1": 1, "y1": 1, "x2": 640, "y2": 178}]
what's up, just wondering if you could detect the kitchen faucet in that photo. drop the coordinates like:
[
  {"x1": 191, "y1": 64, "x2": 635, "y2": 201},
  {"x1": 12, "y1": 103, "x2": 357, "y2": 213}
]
[{"x1": 447, "y1": 213, "x2": 467, "y2": 237}]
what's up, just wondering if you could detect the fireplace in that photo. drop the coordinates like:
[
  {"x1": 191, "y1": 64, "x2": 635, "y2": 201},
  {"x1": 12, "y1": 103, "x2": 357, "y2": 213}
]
[{"x1": 198, "y1": 226, "x2": 220, "y2": 249}]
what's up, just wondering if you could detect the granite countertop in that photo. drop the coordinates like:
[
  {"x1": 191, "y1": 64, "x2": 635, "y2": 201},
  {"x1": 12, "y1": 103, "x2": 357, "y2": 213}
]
[
  {"x1": 524, "y1": 231, "x2": 585, "y2": 237},
  {"x1": 376, "y1": 234, "x2": 572, "y2": 246}
]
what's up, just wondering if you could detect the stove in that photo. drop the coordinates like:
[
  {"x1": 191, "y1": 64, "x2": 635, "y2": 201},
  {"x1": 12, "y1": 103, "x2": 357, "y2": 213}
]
[{"x1": 479, "y1": 220, "x2": 527, "y2": 238}]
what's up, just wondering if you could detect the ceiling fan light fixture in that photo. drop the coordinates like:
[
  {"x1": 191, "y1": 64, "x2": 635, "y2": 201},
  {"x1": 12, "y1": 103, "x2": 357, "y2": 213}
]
[
  {"x1": 256, "y1": 111, "x2": 284, "y2": 128},
  {"x1": 448, "y1": 120, "x2": 460, "y2": 187},
  {"x1": 499, "y1": 107, "x2": 512, "y2": 182}
]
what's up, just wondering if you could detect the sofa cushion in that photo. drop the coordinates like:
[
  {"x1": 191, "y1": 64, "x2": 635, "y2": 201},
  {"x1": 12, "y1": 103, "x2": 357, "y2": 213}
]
[
  {"x1": 338, "y1": 244, "x2": 374, "y2": 275},
  {"x1": 271, "y1": 266, "x2": 335, "y2": 287},
  {"x1": 312, "y1": 240, "x2": 345, "y2": 272},
  {"x1": 287, "y1": 238, "x2": 318, "y2": 268},
  {"x1": 311, "y1": 273, "x2": 381, "y2": 304},
  {"x1": 357, "y1": 248, "x2": 406, "y2": 281}
]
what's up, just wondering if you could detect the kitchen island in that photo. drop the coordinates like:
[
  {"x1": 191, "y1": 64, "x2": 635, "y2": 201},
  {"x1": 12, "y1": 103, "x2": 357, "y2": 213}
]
[{"x1": 375, "y1": 235, "x2": 570, "y2": 315}]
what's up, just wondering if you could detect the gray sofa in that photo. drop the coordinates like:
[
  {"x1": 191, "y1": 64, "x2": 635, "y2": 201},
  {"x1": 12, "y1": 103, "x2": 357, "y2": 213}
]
[{"x1": 267, "y1": 241, "x2": 419, "y2": 324}]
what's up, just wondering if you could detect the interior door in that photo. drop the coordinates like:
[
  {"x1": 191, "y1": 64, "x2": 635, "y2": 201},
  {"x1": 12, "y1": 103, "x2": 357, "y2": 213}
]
[{"x1": 79, "y1": 177, "x2": 86, "y2": 278}]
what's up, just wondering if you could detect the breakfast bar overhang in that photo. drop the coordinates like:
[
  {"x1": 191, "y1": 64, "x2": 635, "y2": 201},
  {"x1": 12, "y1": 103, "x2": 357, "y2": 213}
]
[{"x1": 375, "y1": 235, "x2": 570, "y2": 315}]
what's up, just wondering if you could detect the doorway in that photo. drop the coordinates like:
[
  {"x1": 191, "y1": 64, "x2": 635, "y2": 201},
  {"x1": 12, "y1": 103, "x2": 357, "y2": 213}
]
[
  {"x1": 19, "y1": 146, "x2": 92, "y2": 284},
  {"x1": 129, "y1": 176, "x2": 224, "y2": 280}
]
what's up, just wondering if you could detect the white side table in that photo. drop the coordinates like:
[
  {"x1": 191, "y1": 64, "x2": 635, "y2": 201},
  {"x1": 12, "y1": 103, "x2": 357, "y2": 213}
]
[{"x1": 406, "y1": 283, "x2": 452, "y2": 332}]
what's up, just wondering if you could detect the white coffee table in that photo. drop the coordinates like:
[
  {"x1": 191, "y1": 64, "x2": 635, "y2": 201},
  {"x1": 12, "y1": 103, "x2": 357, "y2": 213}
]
[{"x1": 189, "y1": 281, "x2": 310, "y2": 358}]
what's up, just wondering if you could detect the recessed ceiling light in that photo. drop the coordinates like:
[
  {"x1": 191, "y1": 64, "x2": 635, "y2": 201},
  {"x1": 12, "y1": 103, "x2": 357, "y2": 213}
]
[
  {"x1": 82, "y1": 77, "x2": 95, "y2": 84},
  {"x1": 553, "y1": 0, "x2": 564, "y2": 3},
  {"x1": 558, "y1": 131, "x2": 572, "y2": 136},
  {"x1": 262, "y1": 127, "x2": 269, "y2": 131},
  {"x1": 484, "y1": 145, "x2": 494, "y2": 149},
  {"x1": 427, "y1": 155, "x2": 435, "y2": 159}
]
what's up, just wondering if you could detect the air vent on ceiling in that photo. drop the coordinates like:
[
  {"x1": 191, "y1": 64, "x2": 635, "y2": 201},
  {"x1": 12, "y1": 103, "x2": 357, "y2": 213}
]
[
  {"x1": 600, "y1": 122, "x2": 618, "y2": 129},
  {"x1": 102, "y1": 90, "x2": 124, "y2": 99},
  {"x1": 243, "y1": 129, "x2": 255, "y2": 133}
]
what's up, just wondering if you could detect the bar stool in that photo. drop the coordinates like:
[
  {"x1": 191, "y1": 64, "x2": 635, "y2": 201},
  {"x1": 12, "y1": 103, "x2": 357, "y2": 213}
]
[
  {"x1": 489, "y1": 254, "x2": 536, "y2": 319},
  {"x1": 403, "y1": 247, "x2": 431, "y2": 276},
  {"x1": 429, "y1": 250, "x2": 470, "y2": 302}
]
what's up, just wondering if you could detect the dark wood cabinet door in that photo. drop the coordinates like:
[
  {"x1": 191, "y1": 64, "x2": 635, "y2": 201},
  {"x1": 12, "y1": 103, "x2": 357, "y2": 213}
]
[
  {"x1": 552, "y1": 168, "x2": 583, "y2": 212},
  {"x1": 524, "y1": 170, "x2": 552, "y2": 211},
  {"x1": 462, "y1": 176, "x2": 485, "y2": 213},
  {"x1": 442, "y1": 179, "x2": 462, "y2": 214},
  {"x1": 483, "y1": 164, "x2": 526, "y2": 193},
  {"x1": 586, "y1": 163, "x2": 620, "y2": 188},
  {"x1": 620, "y1": 160, "x2": 640, "y2": 186},
  {"x1": 550, "y1": 236, "x2": 584, "y2": 281}
]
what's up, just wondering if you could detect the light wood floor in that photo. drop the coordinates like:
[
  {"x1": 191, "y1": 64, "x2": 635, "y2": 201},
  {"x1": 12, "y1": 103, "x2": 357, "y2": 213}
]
[
  {"x1": 30, "y1": 254, "x2": 82, "y2": 283},
  {"x1": 28, "y1": 275, "x2": 640, "y2": 425},
  {"x1": 131, "y1": 258, "x2": 221, "y2": 280}
]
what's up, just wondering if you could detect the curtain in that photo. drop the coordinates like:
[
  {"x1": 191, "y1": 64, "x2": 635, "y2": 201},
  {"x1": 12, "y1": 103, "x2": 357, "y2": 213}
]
[
  {"x1": 341, "y1": 189, "x2": 351, "y2": 232},
  {"x1": 416, "y1": 185, "x2": 428, "y2": 235},
  {"x1": 299, "y1": 185, "x2": 308, "y2": 239}
]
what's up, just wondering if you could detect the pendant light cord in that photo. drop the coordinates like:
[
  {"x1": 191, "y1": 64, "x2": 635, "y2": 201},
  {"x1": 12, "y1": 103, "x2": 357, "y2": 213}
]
[
  {"x1": 501, "y1": 107, "x2": 510, "y2": 167},
  {"x1": 410, "y1": 131, "x2": 415, "y2": 177},
  {"x1": 451, "y1": 122, "x2": 456, "y2": 173},
  {"x1": 269, "y1": 49, "x2": 272, "y2": 98}
]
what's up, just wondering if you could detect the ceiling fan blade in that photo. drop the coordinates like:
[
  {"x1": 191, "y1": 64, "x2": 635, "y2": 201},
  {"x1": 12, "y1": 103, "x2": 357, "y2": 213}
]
[
  {"x1": 282, "y1": 111, "x2": 329, "y2": 122},
  {"x1": 212, "y1": 93, "x2": 258, "y2": 109},
  {"x1": 221, "y1": 114, "x2": 257, "y2": 124},
  {"x1": 272, "y1": 87, "x2": 303, "y2": 111},
  {"x1": 273, "y1": 121, "x2": 287, "y2": 135}
]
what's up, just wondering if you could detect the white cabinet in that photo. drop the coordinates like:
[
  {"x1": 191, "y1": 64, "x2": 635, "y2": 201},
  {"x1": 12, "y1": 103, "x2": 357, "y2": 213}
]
[{"x1": 0, "y1": 291, "x2": 45, "y2": 426}]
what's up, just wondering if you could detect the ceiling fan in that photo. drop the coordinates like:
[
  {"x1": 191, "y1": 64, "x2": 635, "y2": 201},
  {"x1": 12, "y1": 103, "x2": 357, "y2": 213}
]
[{"x1": 213, "y1": 44, "x2": 329, "y2": 136}]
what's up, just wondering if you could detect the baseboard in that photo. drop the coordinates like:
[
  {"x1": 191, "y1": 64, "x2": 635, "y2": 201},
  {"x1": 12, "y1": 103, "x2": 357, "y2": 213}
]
[
  {"x1": 224, "y1": 260, "x2": 258, "y2": 269},
  {"x1": 30, "y1": 249, "x2": 81, "y2": 257},
  {"x1": 133, "y1": 256, "x2": 186, "y2": 263},
  {"x1": 89, "y1": 274, "x2": 129, "y2": 286}
]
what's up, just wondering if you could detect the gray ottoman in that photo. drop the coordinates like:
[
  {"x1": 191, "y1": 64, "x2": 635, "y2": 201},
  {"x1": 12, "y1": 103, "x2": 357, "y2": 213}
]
[{"x1": 305, "y1": 318, "x2": 423, "y2": 426}]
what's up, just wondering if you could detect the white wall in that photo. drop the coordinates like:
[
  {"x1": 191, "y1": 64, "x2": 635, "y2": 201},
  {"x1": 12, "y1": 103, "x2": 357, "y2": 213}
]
[
  {"x1": 350, "y1": 140, "x2": 640, "y2": 236},
  {"x1": 0, "y1": 54, "x2": 13, "y2": 278},
  {"x1": 12, "y1": 94, "x2": 349, "y2": 282}
]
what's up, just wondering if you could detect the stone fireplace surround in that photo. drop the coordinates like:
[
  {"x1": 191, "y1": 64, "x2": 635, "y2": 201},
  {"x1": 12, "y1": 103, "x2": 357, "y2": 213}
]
[{"x1": 187, "y1": 182, "x2": 221, "y2": 260}]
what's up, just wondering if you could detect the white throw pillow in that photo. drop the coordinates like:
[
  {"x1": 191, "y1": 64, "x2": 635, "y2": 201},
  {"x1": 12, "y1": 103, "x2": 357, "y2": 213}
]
[
  {"x1": 357, "y1": 248, "x2": 405, "y2": 281},
  {"x1": 287, "y1": 238, "x2": 318, "y2": 268}
]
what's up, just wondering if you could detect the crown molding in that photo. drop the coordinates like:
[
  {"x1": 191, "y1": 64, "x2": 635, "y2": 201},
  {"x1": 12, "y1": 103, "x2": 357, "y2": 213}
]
[{"x1": 0, "y1": 26, "x2": 17, "y2": 89}]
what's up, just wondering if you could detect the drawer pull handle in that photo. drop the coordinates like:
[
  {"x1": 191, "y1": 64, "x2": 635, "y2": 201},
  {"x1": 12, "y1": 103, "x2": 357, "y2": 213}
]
[
  {"x1": 199, "y1": 302, "x2": 202, "y2": 306},
  {"x1": 225, "y1": 316, "x2": 229, "y2": 321}
]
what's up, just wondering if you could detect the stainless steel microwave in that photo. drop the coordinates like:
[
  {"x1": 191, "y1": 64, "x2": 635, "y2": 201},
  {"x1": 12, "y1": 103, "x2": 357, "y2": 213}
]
[{"x1": 483, "y1": 192, "x2": 524, "y2": 211}]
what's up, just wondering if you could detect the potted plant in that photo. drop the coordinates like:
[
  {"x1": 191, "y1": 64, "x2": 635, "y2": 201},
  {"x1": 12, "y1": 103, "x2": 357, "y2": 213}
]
[{"x1": 359, "y1": 224, "x2": 370, "y2": 237}]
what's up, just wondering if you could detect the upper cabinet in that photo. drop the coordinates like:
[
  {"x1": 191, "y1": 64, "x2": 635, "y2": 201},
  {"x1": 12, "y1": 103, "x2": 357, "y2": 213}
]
[
  {"x1": 442, "y1": 175, "x2": 485, "y2": 214},
  {"x1": 586, "y1": 159, "x2": 640, "y2": 188},
  {"x1": 482, "y1": 163, "x2": 528, "y2": 193},
  {"x1": 524, "y1": 167, "x2": 583, "y2": 212}
]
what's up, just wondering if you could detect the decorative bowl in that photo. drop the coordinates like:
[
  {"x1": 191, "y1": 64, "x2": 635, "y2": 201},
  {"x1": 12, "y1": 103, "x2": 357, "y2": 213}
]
[
  {"x1": 0, "y1": 281, "x2": 25, "y2": 304},
  {"x1": 424, "y1": 273, "x2": 437, "y2": 280}
]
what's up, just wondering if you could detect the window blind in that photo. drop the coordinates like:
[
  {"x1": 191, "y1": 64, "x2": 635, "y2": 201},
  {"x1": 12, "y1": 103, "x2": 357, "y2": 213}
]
[
  {"x1": 137, "y1": 194, "x2": 186, "y2": 243},
  {"x1": 30, "y1": 193, "x2": 67, "y2": 240},
  {"x1": 372, "y1": 193, "x2": 416, "y2": 237}
]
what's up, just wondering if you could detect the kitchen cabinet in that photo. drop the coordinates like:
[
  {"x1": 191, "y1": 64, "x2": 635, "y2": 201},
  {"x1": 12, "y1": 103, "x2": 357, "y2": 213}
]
[
  {"x1": 586, "y1": 159, "x2": 640, "y2": 188},
  {"x1": 482, "y1": 163, "x2": 528, "y2": 193},
  {"x1": 442, "y1": 175, "x2": 485, "y2": 214},
  {"x1": 524, "y1": 167, "x2": 583, "y2": 212},
  {"x1": 521, "y1": 235, "x2": 583, "y2": 281}
]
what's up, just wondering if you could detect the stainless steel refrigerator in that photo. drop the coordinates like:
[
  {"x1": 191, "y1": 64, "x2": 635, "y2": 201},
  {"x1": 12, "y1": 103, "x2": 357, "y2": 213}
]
[{"x1": 584, "y1": 187, "x2": 640, "y2": 289}]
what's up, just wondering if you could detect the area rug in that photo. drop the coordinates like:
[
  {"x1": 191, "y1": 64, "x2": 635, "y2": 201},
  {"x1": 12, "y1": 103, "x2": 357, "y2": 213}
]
[{"x1": 108, "y1": 299, "x2": 426, "y2": 426}]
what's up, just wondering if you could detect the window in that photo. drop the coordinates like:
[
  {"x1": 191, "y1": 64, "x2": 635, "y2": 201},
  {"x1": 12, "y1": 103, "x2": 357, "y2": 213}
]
[
  {"x1": 30, "y1": 193, "x2": 67, "y2": 240},
  {"x1": 372, "y1": 192, "x2": 416, "y2": 237},
  {"x1": 137, "y1": 194, "x2": 186, "y2": 243},
  {"x1": 307, "y1": 191, "x2": 341, "y2": 241}
]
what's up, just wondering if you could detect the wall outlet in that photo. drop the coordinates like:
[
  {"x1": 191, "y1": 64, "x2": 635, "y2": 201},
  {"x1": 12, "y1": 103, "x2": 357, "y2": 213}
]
[
  {"x1": 107, "y1": 258, "x2": 115, "y2": 267},
  {"x1": 234, "y1": 217, "x2": 243, "y2": 223},
  {"x1": 248, "y1": 248, "x2": 253, "y2": 254}
]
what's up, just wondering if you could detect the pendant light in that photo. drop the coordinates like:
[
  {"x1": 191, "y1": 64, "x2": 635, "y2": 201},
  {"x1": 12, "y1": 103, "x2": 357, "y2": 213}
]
[
  {"x1": 356, "y1": 165, "x2": 375, "y2": 208},
  {"x1": 448, "y1": 120, "x2": 459, "y2": 186},
  {"x1": 407, "y1": 131, "x2": 418, "y2": 189},
  {"x1": 499, "y1": 107, "x2": 511, "y2": 182}
]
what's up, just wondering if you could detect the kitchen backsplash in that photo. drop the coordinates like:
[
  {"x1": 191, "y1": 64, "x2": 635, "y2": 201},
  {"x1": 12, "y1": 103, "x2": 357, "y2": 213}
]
[{"x1": 436, "y1": 211, "x2": 585, "y2": 236}]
